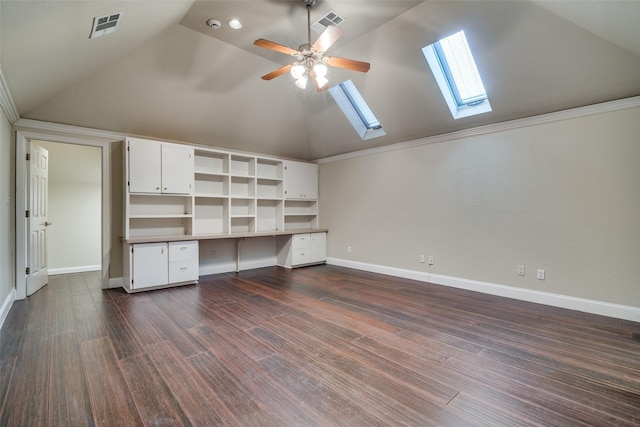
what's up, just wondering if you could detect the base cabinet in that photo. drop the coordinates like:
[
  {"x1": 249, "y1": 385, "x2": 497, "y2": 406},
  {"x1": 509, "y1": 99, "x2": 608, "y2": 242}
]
[
  {"x1": 277, "y1": 232, "x2": 326, "y2": 268},
  {"x1": 124, "y1": 241, "x2": 198, "y2": 291}
]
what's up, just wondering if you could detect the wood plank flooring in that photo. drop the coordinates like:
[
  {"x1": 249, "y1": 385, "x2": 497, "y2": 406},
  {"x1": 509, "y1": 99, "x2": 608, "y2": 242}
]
[{"x1": 1, "y1": 265, "x2": 639, "y2": 426}]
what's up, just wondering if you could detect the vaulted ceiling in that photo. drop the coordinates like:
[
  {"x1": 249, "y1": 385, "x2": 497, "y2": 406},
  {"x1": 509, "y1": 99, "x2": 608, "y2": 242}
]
[{"x1": 2, "y1": 1, "x2": 640, "y2": 160}]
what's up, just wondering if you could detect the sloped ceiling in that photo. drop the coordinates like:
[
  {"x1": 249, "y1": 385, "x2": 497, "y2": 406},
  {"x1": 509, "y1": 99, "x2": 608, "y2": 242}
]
[{"x1": 2, "y1": 0, "x2": 640, "y2": 160}]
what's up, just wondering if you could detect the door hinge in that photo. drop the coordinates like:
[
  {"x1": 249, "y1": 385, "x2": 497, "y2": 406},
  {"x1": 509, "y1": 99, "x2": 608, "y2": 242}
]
[
  {"x1": 25, "y1": 210, "x2": 30, "y2": 218},
  {"x1": 26, "y1": 267, "x2": 30, "y2": 275},
  {"x1": 26, "y1": 153, "x2": 30, "y2": 161}
]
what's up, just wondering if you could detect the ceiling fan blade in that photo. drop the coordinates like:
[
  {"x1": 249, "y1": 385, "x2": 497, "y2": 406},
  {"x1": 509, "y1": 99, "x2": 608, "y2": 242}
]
[
  {"x1": 310, "y1": 70, "x2": 329, "y2": 92},
  {"x1": 312, "y1": 26, "x2": 343, "y2": 53},
  {"x1": 254, "y1": 39, "x2": 298, "y2": 56},
  {"x1": 261, "y1": 63, "x2": 293, "y2": 80},
  {"x1": 326, "y1": 56, "x2": 371, "y2": 73}
]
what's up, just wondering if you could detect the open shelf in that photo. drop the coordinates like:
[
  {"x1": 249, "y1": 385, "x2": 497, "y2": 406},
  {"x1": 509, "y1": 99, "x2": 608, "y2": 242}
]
[
  {"x1": 230, "y1": 177, "x2": 255, "y2": 198},
  {"x1": 195, "y1": 173, "x2": 229, "y2": 197},
  {"x1": 257, "y1": 199, "x2": 283, "y2": 232},
  {"x1": 193, "y1": 197, "x2": 228, "y2": 235},
  {"x1": 129, "y1": 194, "x2": 192, "y2": 217},
  {"x1": 257, "y1": 158, "x2": 283, "y2": 180},
  {"x1": 194, "y1": 150, "x2": 228, "y2": 175},
  {"x1": 230, "y1": 155, "x2": 256, "y2": 177},
  {"x1": 257, "y1": 178, "x2": 283, "y2": 200}
]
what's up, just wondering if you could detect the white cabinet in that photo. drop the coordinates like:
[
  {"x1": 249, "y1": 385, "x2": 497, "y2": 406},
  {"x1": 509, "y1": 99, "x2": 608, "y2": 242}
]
[
  {"x1": 127, "y1": 138, "x2": 194, "y2": 194},
  {"x1": 132, "y1": 242, "x2": 168, "y2": 289},
  {"x1": 277, "y1": 232, "x2": 326, "y2": 268},
  {"x1": 125, "y1": 240, "x2": 198, "y2": 291},
  {"x1": 284, "y1": 161, "x2": 318, "y2": 200}
]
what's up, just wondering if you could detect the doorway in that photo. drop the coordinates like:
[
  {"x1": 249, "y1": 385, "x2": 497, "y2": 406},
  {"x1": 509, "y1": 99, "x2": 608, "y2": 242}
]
[
  {"x1": 15, "y1": 127, "x2": 116, "y2": 300},
  {"x1": 37, "y1": 141, "x2": 101, "y2": 277}
]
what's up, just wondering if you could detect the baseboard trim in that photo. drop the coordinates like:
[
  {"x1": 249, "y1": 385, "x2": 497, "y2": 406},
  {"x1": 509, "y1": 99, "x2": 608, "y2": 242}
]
[
  {"x1": 327, "y1": 258, "x2": 640, "y2": 323},
  {"x1": 108, "y1": 277, "x2": 123, "y2": 289},
  {"x1": 0, "y1": 289, "x2": 16, "y2": 331},
  {"x1": 49, "y1": 265, "x2": 101, "y2": 276}
]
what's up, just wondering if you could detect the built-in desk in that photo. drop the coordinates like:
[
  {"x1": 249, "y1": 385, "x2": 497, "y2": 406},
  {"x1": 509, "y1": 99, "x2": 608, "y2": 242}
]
[{"x1": 121, "y1": 229, "x2": 328, "y2": 292}]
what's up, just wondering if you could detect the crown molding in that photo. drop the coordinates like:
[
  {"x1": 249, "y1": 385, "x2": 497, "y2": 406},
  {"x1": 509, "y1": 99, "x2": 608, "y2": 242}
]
[
  {"x1": 317, "y1": 96, "x2": 640, "y2": 164},
  {"x1": 0, "y1": 66, "x2": 20, "y2": 124},
  {"x1": 13, "y1": 118, "x2": 124, "y2": 142}
]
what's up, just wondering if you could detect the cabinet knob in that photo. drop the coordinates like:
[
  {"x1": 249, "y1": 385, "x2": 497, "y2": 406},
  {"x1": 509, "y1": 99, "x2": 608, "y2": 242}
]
[{"x1": 156, "y1": 187, "x2": 160, "y2": 190}]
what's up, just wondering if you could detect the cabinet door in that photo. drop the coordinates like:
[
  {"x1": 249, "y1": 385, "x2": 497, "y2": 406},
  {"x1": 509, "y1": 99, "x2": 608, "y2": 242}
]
[
  {"x1": 302, "y1": 163, "x2": 318, "y2": 200},
  {"x1": 132, "y1": 242, "x2": 168, "y2": 289},
  {"x1": 129, "y1": 138, "x2": 162, "y2": 193},
  {"x1": 162, "y1": 143, "x2": 194, "y2": 194},
  {"x1": 310, "y1": 232, "x2": 327, "y2": 263},
  {"x1": 284, "y1": 161, "x2": 318, "y2": 199}
]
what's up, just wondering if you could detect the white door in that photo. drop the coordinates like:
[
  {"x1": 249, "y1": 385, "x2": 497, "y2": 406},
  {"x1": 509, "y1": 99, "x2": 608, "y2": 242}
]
[
  {"x1": 132, "y1": 242, "x2": 168, "y2": 289},
  {"x1": 128, "y1": 138, "x2": 162, "y2": 193},
  {"x1": 27, "y1": 142, "x2": 50, "y2": 295},
  {"x1": 161, "y1": 143, "x2": 194, "y2": 194}
]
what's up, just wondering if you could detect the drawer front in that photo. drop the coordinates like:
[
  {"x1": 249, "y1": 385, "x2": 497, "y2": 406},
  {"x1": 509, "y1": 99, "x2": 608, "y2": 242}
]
[
  {"x1": 292, "y1": 233, "x2": 310, "y2": 250},
  {"x1": 169, "y1": 241, "x2": 198, "y2": 263},
  {"x1": 169, "y1": 260, "x2": 199, "y2": 283},
  {"x1": 292, "y1": 248, "x2": 311, "y2": 266}
]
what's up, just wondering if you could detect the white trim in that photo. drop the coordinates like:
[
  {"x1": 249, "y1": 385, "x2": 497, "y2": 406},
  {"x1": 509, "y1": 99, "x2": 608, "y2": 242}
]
[
  {"x1": 49, "y1": 265, "x2": 101, "y2": 276},
  {"x1": 0, "y1": 288, "x2": 16, "y2": 331},
  {"x1": 317, "y1": 95, "x2": 640, "y2": 163},
  {"x1": 108, "y1": 277, "x2": 123, "y2": 289},
  {"x1": 327, "y1": 257, "x2": 640, "y2": 323},
  {"x1": 0, "y1": 66, "x2": 19, "y2": 124},
  {"x1": 14, "y1": 118, "x2": 124, "y2": 141},
  {"x1": 15, "y1": 125, "x2": 119, "y2": 299}
]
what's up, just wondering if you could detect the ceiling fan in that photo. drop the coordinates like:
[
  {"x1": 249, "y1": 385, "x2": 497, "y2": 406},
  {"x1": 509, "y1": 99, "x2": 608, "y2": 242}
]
[{"x1": 254, "y1": 0, "x2": 370, "y2": 91}]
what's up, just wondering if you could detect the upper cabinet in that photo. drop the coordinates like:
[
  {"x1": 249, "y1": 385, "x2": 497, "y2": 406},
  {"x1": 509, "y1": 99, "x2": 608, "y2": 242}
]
[
  {"x1": 284, "y1": 161, "x2": 318, "y2": 200},
  {"x1": 127, "y1": 138, "x2": 194, "y2": 194}
]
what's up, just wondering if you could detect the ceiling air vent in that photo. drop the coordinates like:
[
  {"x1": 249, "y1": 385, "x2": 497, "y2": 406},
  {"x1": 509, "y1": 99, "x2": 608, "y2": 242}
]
[
  {"x1": 89, "y1": 12, "x2": 123, "y2": 39},
  {"x1": 311, "y1": 10, "x2": 345, "y2": 34}
]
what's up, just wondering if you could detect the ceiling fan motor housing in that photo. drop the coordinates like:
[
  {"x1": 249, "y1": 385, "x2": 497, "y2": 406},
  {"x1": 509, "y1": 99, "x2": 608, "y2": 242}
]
[{"x1": 301, "y1": 0, "x2": 318, "y2": 9}]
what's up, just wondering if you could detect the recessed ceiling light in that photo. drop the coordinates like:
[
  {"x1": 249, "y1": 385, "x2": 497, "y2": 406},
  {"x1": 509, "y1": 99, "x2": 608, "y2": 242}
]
[{"x1": 229, "y1": 19, "x2": 243, "y2": 30}]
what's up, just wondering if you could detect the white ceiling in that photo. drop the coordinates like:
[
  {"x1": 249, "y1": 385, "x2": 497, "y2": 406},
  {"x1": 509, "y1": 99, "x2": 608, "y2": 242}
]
[{"x1": 2, "y1": 0, "x2": 640, "y2": 160}]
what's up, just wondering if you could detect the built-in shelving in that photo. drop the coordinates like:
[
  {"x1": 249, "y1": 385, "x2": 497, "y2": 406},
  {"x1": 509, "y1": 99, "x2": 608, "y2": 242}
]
[{"x1": 125, "y1": 139, "x2": 319, "y2": 240}]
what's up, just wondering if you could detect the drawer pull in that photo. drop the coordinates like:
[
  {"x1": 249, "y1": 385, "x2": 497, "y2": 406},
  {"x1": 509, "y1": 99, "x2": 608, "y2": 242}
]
[
  {"x1": 180, "y1": 267, "x2": 187, "y2": 271},
  {"x1": 180, "y1": 247, "x2": 187, "y2": 251}
]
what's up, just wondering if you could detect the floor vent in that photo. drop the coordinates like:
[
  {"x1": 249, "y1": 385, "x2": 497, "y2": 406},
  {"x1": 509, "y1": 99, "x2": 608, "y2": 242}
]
[
  {"x1": 89, "y1": 12, "x2": 123, "y2": 39},
  {"x1": 311, "y1": 10, "x2": 345, "y2": 34}
]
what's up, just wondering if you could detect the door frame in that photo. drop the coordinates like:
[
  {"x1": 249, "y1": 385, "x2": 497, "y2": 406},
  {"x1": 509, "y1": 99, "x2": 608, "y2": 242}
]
[{"x1": 15, "y1": 120, "x2": 122, "y2": 299}]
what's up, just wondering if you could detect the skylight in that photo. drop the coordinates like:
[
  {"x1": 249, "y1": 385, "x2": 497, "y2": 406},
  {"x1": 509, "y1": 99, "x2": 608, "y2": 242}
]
[
  {"x1": 329, "y1": 80, "x2": 385, "y2": 140},
  {"x1": 422, "y1": 30, "x2": 491, "y2": 119}
]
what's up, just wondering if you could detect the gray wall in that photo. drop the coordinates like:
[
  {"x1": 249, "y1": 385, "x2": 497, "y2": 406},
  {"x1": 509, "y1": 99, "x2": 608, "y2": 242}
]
[{"x1": 319, "y1": 106, "x2": 640, "y2": 308}]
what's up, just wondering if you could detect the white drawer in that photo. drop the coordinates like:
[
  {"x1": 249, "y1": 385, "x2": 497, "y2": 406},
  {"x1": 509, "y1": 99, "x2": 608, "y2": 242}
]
[
  {"x1": 292, "y1": 233, "x2": 310, "y2": 250},
  {"x1": 292, "y1": 248, "x2": 311, "y2": 266},
  {"x1": 169, "y1": 260, "x2": 199, "y2": 283},
  {"x1": 169, "y1": 241, "x2": 198, "y2": 263}
]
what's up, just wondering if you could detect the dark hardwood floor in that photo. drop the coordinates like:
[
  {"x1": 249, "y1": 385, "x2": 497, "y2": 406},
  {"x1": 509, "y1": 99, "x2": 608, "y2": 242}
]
[{"x1": 1, "y1": 265, "x2": 639, "y2": 426}]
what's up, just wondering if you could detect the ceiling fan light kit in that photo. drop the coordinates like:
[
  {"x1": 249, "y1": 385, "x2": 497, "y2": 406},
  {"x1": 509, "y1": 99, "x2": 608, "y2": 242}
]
[{"x1": 254, "y1": 0, "x2": 370, "y2": 92}]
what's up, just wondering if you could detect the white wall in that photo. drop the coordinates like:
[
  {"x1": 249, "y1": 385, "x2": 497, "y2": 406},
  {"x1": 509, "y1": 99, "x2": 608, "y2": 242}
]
[
  {"x1": 319, "y1": 105, "x2": 640, "y2": 312},
  {"x1": 38, "y1": 141, "x2": 101, "y2": 274},
  {"x1": 0, "y1": 108, "x2": 15, "y2": 321}
]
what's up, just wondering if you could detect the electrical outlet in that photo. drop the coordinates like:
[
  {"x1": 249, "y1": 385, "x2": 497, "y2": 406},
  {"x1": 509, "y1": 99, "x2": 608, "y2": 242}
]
[
  {"x1": 420, "y1": 254, "x2": 425, "y2": 263},
  {"x1": 428, "y1": 256, "x2": 434, "y2": 265},
  {"x1": 517, "y1": 265, "x2": 525, "y2": 276},
  {"x1": 347, "y1": 246, "x2": 352, "y2": 253},
  {"x1": 537, "y1": 269, "x2": 545, "y2": 280}
]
